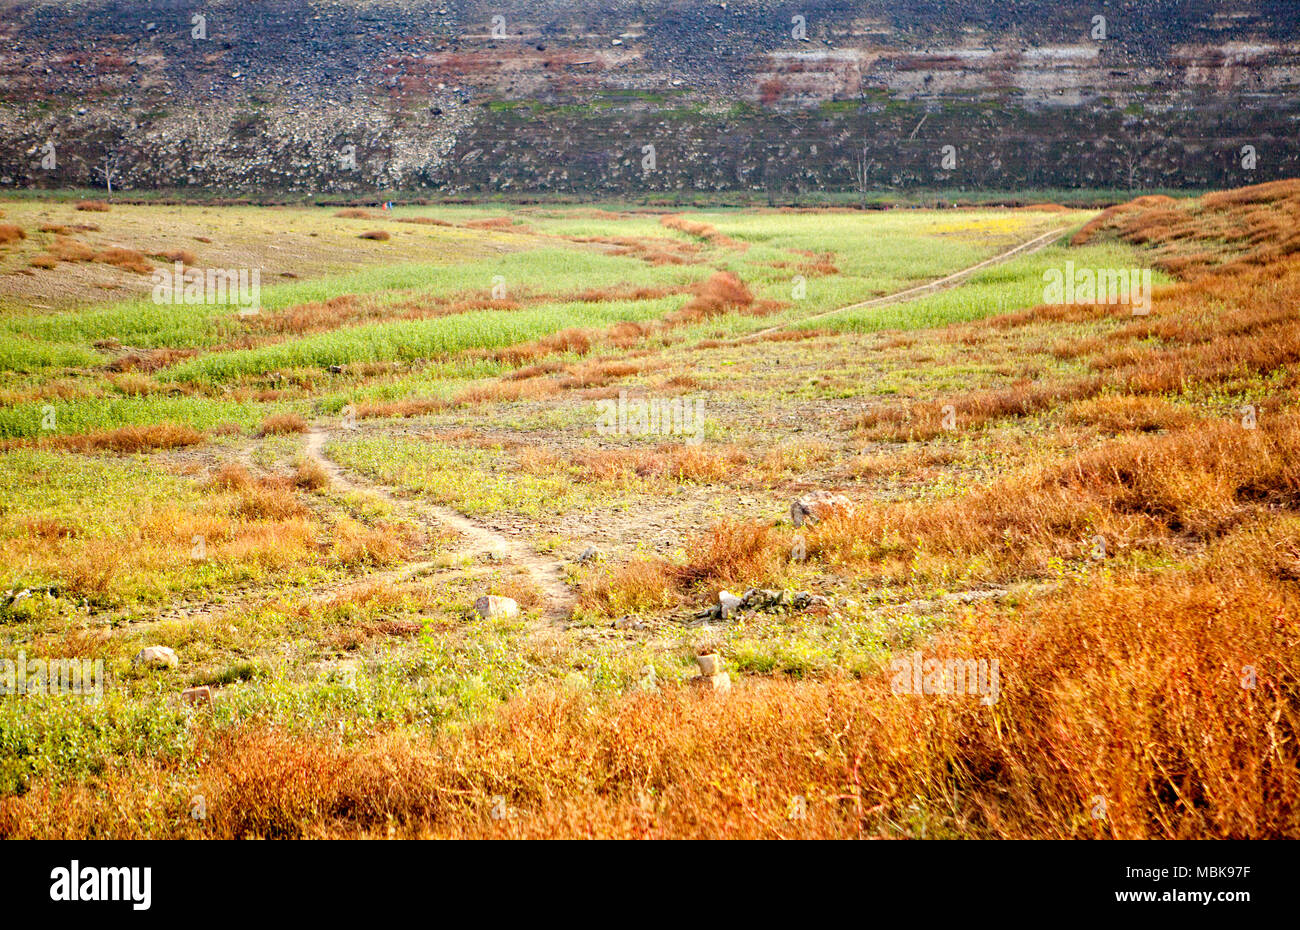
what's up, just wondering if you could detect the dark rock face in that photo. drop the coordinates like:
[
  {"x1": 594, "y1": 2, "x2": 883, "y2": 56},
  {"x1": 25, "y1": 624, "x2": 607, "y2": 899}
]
[{"x1": 2, "y1": 0, "x2": 1298, "y2": 195}]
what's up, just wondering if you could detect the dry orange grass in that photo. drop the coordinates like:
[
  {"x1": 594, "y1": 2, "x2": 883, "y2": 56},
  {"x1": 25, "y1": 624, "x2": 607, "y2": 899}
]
[
  {"x1": 1, "y1": 423, "x2": 206, "y2": 454},
  {"x1": 358, "y1": 230, "x2": 391, "y2": 241},
  {"x1": 0, "y1": 223, "x2": 26, "y2": 245},
  {"x1": 153, "y1": 248, "x2": 198, "y2": 265},
  {"x1": 329, "y1": 519, "x2": 413, "y2": 567},
  {"x1": 50, "y1": 237, "x2": 96, "y2": 262},
  {"x1": 75, "y1": 200, "x2": 111, "y2": 212},
  {"x1": 1074, "y1": 179, "x2": 1300, "y2": 277},
  {"x1": 4, "y1": 186, "x2": 1298, "y2": 841},
  {"x1": 93, "y1": 247, "x2": 153, "y2": 274},
  {"x1": 396, "y1": 216, "x2": 452, "y2": 227},
  {"x1": 294, "y1": 458, "x2": 331, "y2": 491},
  {"x1": 354, "y1": 397, "x2": 447, "y2": 420},
  {"x1": 259, "y1": 412, "x2": 308, "y2": 435},
  {"x1": 659, "y1": 214, "x2": 747, "y2": 250},
  {"x1": 6, "y1": 550, "x2": 1293, "y2": 838},
  {"x1": 106, "y1": 347, "x2": 199, "y2": 373}
]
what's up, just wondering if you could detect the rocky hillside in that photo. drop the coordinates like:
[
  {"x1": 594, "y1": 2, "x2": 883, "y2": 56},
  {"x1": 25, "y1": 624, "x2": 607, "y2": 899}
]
[{"x1": 2, "y1": 0, "x2": 1299, "y2": 195}]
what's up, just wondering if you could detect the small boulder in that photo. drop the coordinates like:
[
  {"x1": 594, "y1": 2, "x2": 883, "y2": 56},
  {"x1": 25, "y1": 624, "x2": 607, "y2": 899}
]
[
  {"x1": 718, "y1": 590, "x2": 743, "y2": 619},
  {"x1": 696, "y1": 653, "x2": 722, "y2": 676},
  {"x1": 181, "y1": 685, "x2": 213, "y2": 707},
  {"x1": 637, "y1": 665, "x2": 658, "y2": 692},
  {"x1": 791, "y1": 490, "x2": 855, "y2": 528},
  {"x1": 134, "y1": 645, "x2": 178, "y2": 669},
  {"x1": 474, "y1": 595, "x2": 519, "y2": 620},
  {"x1": 577, "y1": 546, "x2": 601, "y2": 564},
  {"x1": 691, "y1": 672, "x2": 732, "y2": 694}
]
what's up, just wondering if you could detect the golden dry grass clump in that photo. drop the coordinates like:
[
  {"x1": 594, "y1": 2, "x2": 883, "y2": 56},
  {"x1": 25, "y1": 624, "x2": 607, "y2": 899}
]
[
  {"x1": 1073, "y1": 179, "x2": 1300, "y2": 277},
  {"x1": 259, "y1": 412, "x2": 308, "y2": 435},
  {"x1": 0, "y1": 423, "x2": 206, "y2": 454},
  {"x1": 2, "y1": 547, "x2": 1293, "y2": 839}
]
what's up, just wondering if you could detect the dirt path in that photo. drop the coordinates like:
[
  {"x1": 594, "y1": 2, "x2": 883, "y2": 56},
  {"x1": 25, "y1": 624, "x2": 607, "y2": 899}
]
[
  {"x1": 739, "y1": 225, "x2": 1071, "y2": 342},
  {"x1": 304, "y1": 427, "x2": 576, "y2": 624}
]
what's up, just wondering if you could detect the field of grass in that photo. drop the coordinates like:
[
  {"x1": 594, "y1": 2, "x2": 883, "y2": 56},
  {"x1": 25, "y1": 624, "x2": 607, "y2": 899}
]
[{"x1": 1, "y1": 185, "x2": 1296, "y2": 839}]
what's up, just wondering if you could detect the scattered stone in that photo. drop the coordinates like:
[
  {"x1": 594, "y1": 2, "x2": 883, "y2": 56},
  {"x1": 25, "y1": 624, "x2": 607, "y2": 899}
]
[
  {"x1": 893, "y1": 589, "x2": 1009, "y2": 615},
  {"x1": 696, "y1": 587, "x2": 831, "y2": 620},
  {"x1": 613, "y1": 614, "x2": 646, "y2": 630},
  {"x1": 181, "y1": 685, "x2": 213, "y2": 707},
  {"x1": 943, "y1": 589, "x2": 1008, "y2": 605},
  {"x1": 474, "y1": 595, "x2": 519, "y2": 620},
  {"x1": 328, "y1": 364, "x2": 344, "y2": 374},
  {"x1": 791, "y1": 490, "x2": 855, "y2": 527},
  {"x1": 577, "y1": 545, "x2": 601, "y2": 564},
  {"x1": 133, "y1": 645, "x2": 178, "y2": 669}
]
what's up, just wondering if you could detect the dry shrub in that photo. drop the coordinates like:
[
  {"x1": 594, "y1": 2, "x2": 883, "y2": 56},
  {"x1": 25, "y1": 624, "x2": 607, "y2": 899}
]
[
  {"x1": 237, "y1": 484, "x2": 308, "y2": 521},
  {"x1": 581, "y1": 559, "x2": 677, "y2": 614},
  {"x1": 396, "y1": 216, "x2": 452, "y2": 227},
  {"x1": 108, "y1": 373, "x2": 157, "y2": 396},
  {"x1": 566, "y1": 444, "x2": 749, "y2": 487},
  {"x1": 335, "y1": 209, "x2": 375, "y2": 219},
  {"x1": 847, "y1": 446, "x2": 958, "y2": 480},
  {"x1": 209, "y1": 462, "x2": 255, "y2": 493},
  {"x1": 294, "y1": 458, "x2": 331, "y2": 491},
  {"x1": 75, "y1": 200, "x2": 111, "y2": 212},
  {"x1": 23, "y1": 517, "x2": 79, "y2": 540},
  {"x1": 93, "y1": 247, "x2": 153, "y2": 274},
  {"x1": 485, "y1": 328, "x2": 594, "y2": 367},
  {"x1": 453, "y1": 379, "x2": 561, "y2": 406},
  {"x1": 668, "y1": 519, "x2": 786, "y2": 591},
  {"x1": 4, "y1": 577, "x2": 1295, "y2": 842},
  {"x1": 50, "y1": 237, "x2": 95, "y2": 262},
  {"x1": 107, "y1": 347, "x2": 199, "y2": 373},
  {"x1": 666, "y1": 271, "x2": 756, "y2": 324},
  {"x1": 259, "y1": 412, "x2": 308, "y2": 435},
  {"x1": 354, "y1": 397, "x2": 447, "y2": 420},
  {"x1": 28, "y1": 254, "x2": 58, "y2": 270},
  {"x1": 330, "y1": 520, "x2": 411, "y2": 567},
  {"x1": 0, "y1": 223, "x2": 25, "y2": 245},
  {"x1": 464, "y1": 217, "x2": 519, "y2": 230},
  {"x1": 358, "y1": 230, "x2": 390, "y2": 241},
  {"x1": 853, "y1": 377, "x2": 1103, "y2": 441},
  {"x1": 762, "y1": 328, "x2": 825, "y2": 343},
  {"x1": 659, "y1": 214, "x2": 746, "y2": 250},
  {"x1": 1059, "y1": 394, "x2": 1196, "y2": 433},
  {"x1": 154, "y1": 249, "x2": 198, "y2": 265},
  {"x1": 560, "y1": 358, "x2": 647, "y2": 389},
  {"x1": 16, "y1": 423, "x2": 206, "y2": 454}
]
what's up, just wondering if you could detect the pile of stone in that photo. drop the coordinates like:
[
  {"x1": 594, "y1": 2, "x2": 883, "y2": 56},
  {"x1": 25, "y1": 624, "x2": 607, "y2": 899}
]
[{"x1": 697, "y1": 587, "x2": 831, "y2": 621}]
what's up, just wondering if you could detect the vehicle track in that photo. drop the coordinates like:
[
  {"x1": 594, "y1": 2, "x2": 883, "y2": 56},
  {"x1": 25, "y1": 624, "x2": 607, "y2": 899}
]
[
  {"x1": 738, "y1": 225, "x2": 1071, "y2": 342},
  {"x1": 304, "y1": 427, "x2": 576, "y2": 624}
]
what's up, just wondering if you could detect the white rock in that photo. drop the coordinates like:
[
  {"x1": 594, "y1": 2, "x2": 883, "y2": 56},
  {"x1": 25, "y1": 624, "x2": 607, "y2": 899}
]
[
  {"x1": 474, "y1": 595, "x2": 519, "y2": 620},
  {"x1": 691, "y1": 672, "x2": 731, "y2": 694},
  {"x1": 791, "y1": 490, "x2": 855, "y2": 527},
  {"x1": 718, "y1": 590, "x2": 743, "y2": 619},
  {"x1": 696, "y1": 653, "x2": 722, "y2": 675},
  {"x1": 134, "y1": 646, "x2": 178, "y2": 669}
]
